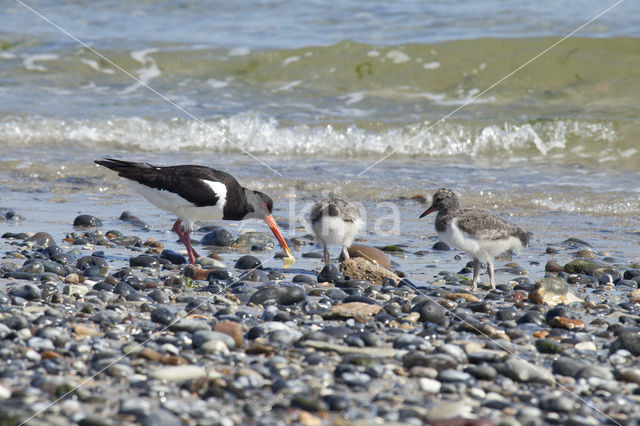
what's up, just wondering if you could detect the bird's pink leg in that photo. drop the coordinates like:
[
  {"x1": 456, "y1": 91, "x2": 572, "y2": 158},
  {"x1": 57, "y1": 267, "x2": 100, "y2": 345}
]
[
  {"x1": 183, "y1": 230, "x2": 200, "y2": 264},
  {"x1": 172, "y1": 219, "x2": 200, "y2": 264}
]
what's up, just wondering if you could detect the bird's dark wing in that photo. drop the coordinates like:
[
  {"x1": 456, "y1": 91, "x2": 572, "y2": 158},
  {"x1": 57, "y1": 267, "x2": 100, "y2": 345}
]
[{"x1": 95, "y1": 159, "x2": 240, "y2": 207}]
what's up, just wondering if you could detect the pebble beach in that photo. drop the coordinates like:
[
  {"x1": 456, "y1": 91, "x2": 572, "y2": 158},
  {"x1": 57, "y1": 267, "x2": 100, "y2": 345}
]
[
  {"x1": 3, "y1": 0, "x2": 640, "y2": 425},
  {"x1": 1, "y1": 201, "x2": 640, "y2": 425}
]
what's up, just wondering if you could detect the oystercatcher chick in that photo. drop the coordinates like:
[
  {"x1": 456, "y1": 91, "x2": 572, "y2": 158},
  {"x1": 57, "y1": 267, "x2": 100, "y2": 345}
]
[
  {"x1": 310, "y1": 197, "x2": 363, "y2": 266},
  {"x1": 95, "y1": 158, "x2": 293, "y2": 265},
  {"x1": 419, "y1": 188, "x2": 530, "y2": 291}
]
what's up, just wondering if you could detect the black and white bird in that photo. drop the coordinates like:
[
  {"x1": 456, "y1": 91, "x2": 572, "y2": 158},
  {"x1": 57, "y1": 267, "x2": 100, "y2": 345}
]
[
  {"x1": 419, "y1": 188, "x2": 530, "y2": 291},
  {"x1": 310, "y1": 197, "x2": 363, "y2": 266},
  {"x1": 95, "y1": 158, "x2": 292, "y2": 265}
]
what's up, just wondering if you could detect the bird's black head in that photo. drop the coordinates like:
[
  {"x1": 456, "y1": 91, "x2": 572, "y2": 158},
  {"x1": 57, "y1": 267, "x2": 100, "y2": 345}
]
[
  {"x1": 419, "y1": 188, "x2": 460, "y2": 218},
  {"x1": 244, "y1": 189, "x2": 274, "y2": 219}
]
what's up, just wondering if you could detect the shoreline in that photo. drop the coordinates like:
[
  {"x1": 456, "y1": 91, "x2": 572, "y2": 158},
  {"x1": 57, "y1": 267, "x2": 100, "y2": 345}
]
[{"x1": 1, "y1": 201, "x2": 640, "y2": 425}]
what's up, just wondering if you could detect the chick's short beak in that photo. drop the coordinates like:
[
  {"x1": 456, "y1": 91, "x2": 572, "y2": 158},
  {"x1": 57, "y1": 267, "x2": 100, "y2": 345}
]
[{"x1": 419, "y1": 205, "x2": 436, "y2": 218}]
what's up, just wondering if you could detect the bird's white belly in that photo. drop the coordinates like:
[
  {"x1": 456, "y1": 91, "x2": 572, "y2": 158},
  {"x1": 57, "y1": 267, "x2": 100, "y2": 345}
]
[
  {"x1": 439, "y1": 219, "x2": 522, "y2": 262},
  {"x1": 312, "y1": 216, "x2": 362, "y2": 247},
  {"x1": 131, "y1": 182, "x2": 224, "y2": 222}
]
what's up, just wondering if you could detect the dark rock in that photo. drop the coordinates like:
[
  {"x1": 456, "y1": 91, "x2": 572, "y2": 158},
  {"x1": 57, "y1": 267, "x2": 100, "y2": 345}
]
[
  {"x1": 207, "y1": 269, "x2": 231, "y2": 281},
  {"x1": 148, "y1": 289, "x2": 171, "y2": 304},
  {"x1": 130, "y1": 255, "x2": 160, "y2": 268},
  {"x1": 564, "y1": 259, "x2": 620, "y2": 279},
  {"x1": 496, "y1": 309, "x2": 518, "y2": 322},
  {"x1": 248, "y1": 284, "x2": 305, "y2": 306},
  {"x1": 535, "y1": 339, "x2": 565, "y2": 354},
  {"x1": 2, "y1": 315, "x2": 30, "y2": 330},
  {"x1": 73, "y1": 215, "x2": 103, "y2": 228},
  {"x1": 545, "y1": 260, "x2": 564, "y2": 273},
  {"x1": 292, "y1": 274, "x2": 315, "y2": 284},
  {"x1": 142, "y1": 409, "x2": 182, "y2": 426},
  {"x1": 19, "y1": 260, "x2": 44, "y2": 275},
  {"x1": 160, "y1": 249, "x2": 187, "y2": 265},
  {"x1": 24, "y1": 232, "x2": 56, "y2": 247},
  {"x1": 342, "y1": 295, "x2": 378, "y2": 305},
  {"x1": 240, "y1": 269, "x2": 269, "y2": 282},
  {"x1": 302, "y1": 252, "x2": 324, "y2": 259},
  {"x1": 119, "y1": 211, "x2": 149, "y2": 230},
  {"x1": 9, "y1": 284, "x2": 42, "y2": 300},
  {"x1": 610, "y1": 331, "x2": 640, "y2": 356},
  {"x1": 150, "y1": 307, "x2": 175, "y2": 325},
  {"x1": 317, "y1": 264, "x2": 344, "y2": 283},
  {"x1": 412, "y1": 300, "x2": 445, "y2": 323},
  {"x1": 234, "y1": 255, "x2": 261, "y2": 270},
  {"x1": 394, "y1": 334, "x2": 433, "y2": 351},
  {"x1": 465, "y1": 365, "x2": 497, "y2": 380},
  {"x1": 200, "y1": 228, "x2": 234, "y2": 246},
  {"x1": 324, "y1": 394, "x2": 349, "y2": 411},
  {"x1": 517, "y1": 311, "x2": 545, "y2": 326},
  {"x1": 432, "y1": 241, "x2": 450, "y2": 251},
  {"x1": 77, "y1": 256, "x2": 108, "y2": 271},
  {"x1": 84, "y1": 265, "x2": 109, "y2": 278}
]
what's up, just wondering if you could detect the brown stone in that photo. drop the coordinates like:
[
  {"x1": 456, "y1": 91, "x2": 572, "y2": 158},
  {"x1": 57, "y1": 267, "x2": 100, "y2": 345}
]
[
  {"x1": 629, "y1": 289, "x2": 640, "y2": 304},
  {"x1": 324, "y1": 302, "x2": 383, "y2": 322},
  {"x1": 183, "y1": 265, "x2": 213, "y2": 281},
  {"x1": 533, "y1": 330, "x2": 549, "y2": 339},
  {"x1": 346, "y1": 244, "x2": 392, "y2": 268},
  {"x1": 41, "y1": 350, "x2": 63, "y2": 359},
  {"x1": 445, "y1": 293, "x2": 480, "y2": 303},
  {"x1": 139, "y1": 347, "x2": 163, "y2": 362},
  {"x1": 549, "y1": 317, "x2": 585, "y2": 330},
  {"x1": 575, "y1": 249, "x2": 595, "y2": 258},
  {"x1": 298, "y1": 411, "x2": 323, "y2": 426},
  {"x1": 73, "y1": 324, "x2": 103, "y2": 337},
  {"x1": 144, "y1": 238, "x2": 163, "y2": 248},
  {"x1": 208, "y1": 253, "x2": 224, "y2": 261},
  {"x1": 160, "y1": 354, "x2": 189, "y2": 365},
  {"x1": 339, "y1": 258, "x2": 400, "y2": 285},
  {"x1": 214, "y1": 321, "x2": 244, "y2": 347},
  {"x1": 545, "y1": 261, "x2": 564, "y2": 273}
]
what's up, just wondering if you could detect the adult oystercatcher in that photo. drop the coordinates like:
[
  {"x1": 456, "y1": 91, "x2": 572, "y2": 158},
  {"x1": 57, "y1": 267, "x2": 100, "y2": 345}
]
[
  {"x1": 95, "y1": 158, "x2": 293, "y2": 265},
  {"x1": 310, "y1": 197, "x2": 363, "y2": 266},
  {"x1": 419, "y1": 188, "x2": 530, "y2": 291}
]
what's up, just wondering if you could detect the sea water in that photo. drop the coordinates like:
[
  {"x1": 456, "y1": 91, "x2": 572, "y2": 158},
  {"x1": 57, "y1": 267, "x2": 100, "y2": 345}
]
[{"x1": 1, "y1": 0, "x2": 639, "y2": 280}]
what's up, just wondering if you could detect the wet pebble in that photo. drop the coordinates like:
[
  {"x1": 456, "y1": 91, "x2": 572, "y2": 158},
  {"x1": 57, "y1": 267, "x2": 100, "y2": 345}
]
[
  {"x1": 317, "y1": 264, "x2": 344, "y2": 283},
  {"x1": 412, "y1": 300, "x2": 445, "y2": 323},
  {"x1": 248, "y1": 284, "x2": 305, "y2": 306},
  {"x1": 130, "y1": 255, "x2": 160, "y2": 268},
  {"x1": 201, "y1": 228, "x2": 234, "y2": 246},
  {"x1": 24, "y1": 232, "x2": 56, "y2": 247},
  {"x1": 9, "y1": 284, "x2": 42, "y2": 301},
  {"x1": 234, "y1": 255, "x2": 261, "y2": 270},
  {"x1": 73, "y1": 214, "x2": 103, "y2": 228},
  {"x1": 160, "y1": 249, "x2": 186, "y2": 265}
]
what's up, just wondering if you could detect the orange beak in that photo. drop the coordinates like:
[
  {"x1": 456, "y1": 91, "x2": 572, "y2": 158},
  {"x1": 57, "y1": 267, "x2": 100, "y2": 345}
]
[
  {"x1": 419, "y1": 205, "x2": 436, "y2": 218},
  {"x1": 264, "y1": 214, "x2": 292, "y2": 257}
]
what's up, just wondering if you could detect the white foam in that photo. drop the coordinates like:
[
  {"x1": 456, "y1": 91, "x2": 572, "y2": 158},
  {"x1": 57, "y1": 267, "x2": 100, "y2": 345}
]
[
  {"x1": 206, "y1": 78, "x2": 230, "y2": 89},
  {"x1": 80, "y1": 58, "x2": 115, "y2": 74},
  {"x1": 229, "y1": 47, "x2": 251, "y2": 56},
  {"x1": 385, "y1": 50, "x2": 410, "y2": 64},
  {"x1": 23, "y1": 54, "x2": 59, "y2": 72},
  {"x1": 0, "y1": 115, "x2": 620, "y2": 162},
  {"x1": 283, "y1": 56, "x2": 300, "y2": 66},
  {"x1": 120, "y1": 48, "x2": 161, "y2": 95}
]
